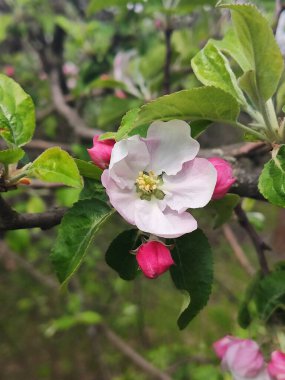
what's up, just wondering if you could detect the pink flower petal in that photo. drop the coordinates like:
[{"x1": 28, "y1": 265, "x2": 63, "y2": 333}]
[
  {"x1": 134, "y1": 200, "x2": 197, "y2": 238},
  {"x1": 145, "y1": 120, "x2": 200, "y2": 175},
  {"x1": 163, "y1": 158, "x2": 217, "y2": 213},
  {"x1": 109, "y1": 135, "x2": 150, "y2": 189}
]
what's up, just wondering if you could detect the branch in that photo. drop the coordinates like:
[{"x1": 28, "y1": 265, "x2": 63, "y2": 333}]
[
  {"x1": 100, "y1": 324, "x2": 173, "y2": 380},
  {"x1": 234, "y1": 203, "x2": 270, "y2": 276},
  {"x1": 0, "y1": 197, "x2": 66, "y2": 231},
  {"x1": 223, "y1": 224, "x2": 255, "y2": 276}
]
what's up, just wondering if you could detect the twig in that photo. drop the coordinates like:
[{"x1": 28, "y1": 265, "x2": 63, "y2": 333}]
[
  {"x1": 50, "y1": 70, "x2": 95, "y2": 139},
  {"x1": 0, "y1": 197, "x2": 66, "y2": 231},
  {"x1": 100, "y1": 324, "x2": 173, "y2": 380},
  {"x1": 26, "y1": 139, "x2": 72, "y2": 152},
  {"x1": 234, "y1": 204, "x2": 270, "y2": 276},
  {"x1": 0, "y1": 240, "x2": 58, "y2": 289},
  {"x1": 163, "y1": 25, "x2": 173, "y2": 95},
  {"x1": 223, "y1": 224, "x2": 255, "y2": 276}
]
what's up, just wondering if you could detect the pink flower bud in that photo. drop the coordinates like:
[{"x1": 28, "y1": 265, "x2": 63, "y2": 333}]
[
  {"x1": 136, "y1": 241, "x2": 174, "y2": 279},
  {"x1": 87, "y1": 135, "x2": 115, "y2": 170},
  {"x1": 213, "y1": 336, "x2": 265, "y2": 378},
  {"x1": 115, "y1": 89, "x2": 127, "y2": 99},
  {"x1": 268, "y1": 351, "x2": 285, "y2": 379},
  {"x1": 208, "y1": 157, "x2": 236, "y2": 199}
]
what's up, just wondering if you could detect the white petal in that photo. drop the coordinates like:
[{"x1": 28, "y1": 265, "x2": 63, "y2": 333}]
[
  {"x1": 101, "y1": 170, "x2": 138, "y2": 225},
  {"x1": 145, "y1": 120, "x2": 200, "y2": 175},
  {"x1": 163, "y1": 158, "x2": 217, "y2": 213},
  {"x1": 109, "y1": 135, "x2": 150, "y2": 189},
  {"x1": 135, "y1": 200, "x2": 197, "y2": 238}
]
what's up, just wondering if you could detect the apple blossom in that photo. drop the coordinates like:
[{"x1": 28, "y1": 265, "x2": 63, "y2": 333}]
[
  {"x1": 208, "y1": 157, "x2": 236, "y2": 199},
  {"x1": 213, "y1": 336, "x2": 272, "y2": 380},
  {"x1": 88, "y1": 135, "x2": 116, "y2": 170},
  {"x1": 268, "y1": 351, "x2": 285, "y2": 379},
  {"x1": 136, "y1": 240, "x2": 174, "y2": 279},
  {"x1": 101, "y1": 120, "x2": 217, "y2": 238}
]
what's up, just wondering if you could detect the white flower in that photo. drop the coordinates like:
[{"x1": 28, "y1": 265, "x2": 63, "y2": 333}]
[{"x1": 102, "y1": 120, "x2": 217, "y2": 238}]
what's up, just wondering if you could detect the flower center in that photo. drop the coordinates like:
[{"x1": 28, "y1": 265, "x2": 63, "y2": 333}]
[{"x1": 135, "y1": 171, "x2": 165, "y2": 201}]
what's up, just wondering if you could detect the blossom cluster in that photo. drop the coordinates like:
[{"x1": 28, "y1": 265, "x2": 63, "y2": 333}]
[
  {"x1": 214, "y1": 336, "x2": 285, "y2": 380},
  {"x1": 88, "y1": 120, "x2": 236, "y2": 278}
]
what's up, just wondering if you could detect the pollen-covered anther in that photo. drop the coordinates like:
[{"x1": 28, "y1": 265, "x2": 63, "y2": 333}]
[{"x1": 135, "y1": 170, "x2": 160, "y2": 195}]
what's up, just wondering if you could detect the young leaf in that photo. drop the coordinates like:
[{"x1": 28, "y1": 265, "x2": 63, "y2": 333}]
[
  {"x1": 29, "y1": 147, "x2": 83, "y2": 188},
  {"x1": 0, "y1": 147, "x2": 25, "y2": 164},
  {"x1": 51, "y1": 199, "x2": 113, "y2": 285},
  {"x1": 135, "y1": 87, "x2": 240, "y2": 130},
  {"x1": 74, "y1": 158, "x2": 102, "y2": 180},
  {"x1": 170, "y1": 229, "x2": 213, "y2": 329},
  {"x1": 191, "y1": 42, "x2": 246, "y2": 105},
  {"x1": 0, "y1": 74, "x2": 35, "y2": 146},
  {"x1": 255, "y1": 270, "x2": 285, "y2": 322},
  {"x1": 219, "y1": 4, "x2": 284, "y2": 101},
  {"x1": 258, "y1": 145, "x2": 285, "y2": 207},
  {"x1": 105, "y1": 229, "x2": 141, "y2": 280},
  {"x1": 116, "y1": 108, "x2": 141, "y2": 141}
]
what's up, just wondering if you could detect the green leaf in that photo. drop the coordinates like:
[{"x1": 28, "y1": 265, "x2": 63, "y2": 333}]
[
  {"x1": 29, "y1": 147, "x2": 83, "y2": 188},
  {"x1": 190, "y1": 120, "x2": 212, "y2": 138},
  {"x1": 212, "y1": 28, "x2": 250, "y2": 73},
  {"x1": 74, "y1": 158, "x2": 102, "y2": 180},
  {"x1": 208, "y1": 194, "x2": 240, "y2": 228},
  {"x1": 191, "y1": 42, "x2": 246, "y2": 105},
  {"x1": 134, "y1": 87, "x2": 240, "y2": 132},
  {"x1": 87, "y1": 0, "x2": 129, "y2": 14},
  {"x1": 219, "y1": 4, "x2": 284, "y2": 101},
  {"x1": 170, "y1": 229, "x2": 213, "y2": 329},
  {"x1": 238, "y1": 70, "x2": 259, "y2": 106},
  {"x1": 255, "y1": 270, "x2": 285, "y2": 321},
  {"x1": 51, "y1": 199, "x2": 113, "y2": 285},
  {"x1": 238, "y1": 273, "x2": 261, "y2": 329},
  {"x1": 116, "y1": 108, "x2": 141, "y2": 141},
  {"x1": 79, "y1": 178, "x2": 108, "y2": 203},
  {"x1": 105, "y1": 229, "x2": 141, "y2": 281},
  {"x1": 258, "y1": 145, "x2": 285, "y2": 207},
  {"x1": 0, "y1": 74, "x2": 35, "y2": 146},
  {"x1": 0, "y1": 147, "x2": 25, "y2": 164}
]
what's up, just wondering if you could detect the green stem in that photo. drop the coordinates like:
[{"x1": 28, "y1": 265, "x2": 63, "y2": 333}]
[
  {"x1": 228, "y1": 121, "x2": 268, "y2": 141},
  {"x1": 259, "y1": 98, "x2": 280, "y2": 141}
]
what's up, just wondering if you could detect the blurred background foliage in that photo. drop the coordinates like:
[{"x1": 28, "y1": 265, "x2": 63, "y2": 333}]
[{"x1": 0, "y1": 0, "x2": 283, "y2": 379}]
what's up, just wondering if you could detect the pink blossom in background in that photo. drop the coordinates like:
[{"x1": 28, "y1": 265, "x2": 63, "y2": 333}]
[
  {"x1": 102, "y1": 120, "x2": 217, "y2": 238},
  {"x1": 136, "y1": 240, "x2": 174, "y2": 279},
  {"x1": 208, "y1": 157, "x2": 236, "y2": 199},
  {"x1": 115, "y1": 89, "x2": 127, "y2": 99},
  {"x1": 213, "y1": 336, "x2": 272, "y2": 380},
  {"x1": 62, "y1": 61, "x2": 78, "y2": 76},
  {"x1": 88, "y1": 135, "x2": 115, "y2": 170},
  {"x1": 4, "y1": 65, "x2": 15, "y2": 77},
  {"x1": 268, "y1": 351, "x2": 285, "y2": 379}
]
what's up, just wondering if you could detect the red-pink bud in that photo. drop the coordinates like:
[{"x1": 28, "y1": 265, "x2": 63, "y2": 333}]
[
  {"x1": 115, "y1": 89, "x2": 127, "y2": 99},
  {"x1": 4, "y1": 65, "x2": 15, "y2": 77},
  {"x1": 268, "y1": 351, "x2": 285, "y2": 379},
  {"x1": 87, "y1": 135, "x2": 115, "y2": 170},
  {"x1": 208, "y1": 157, "x2": 236, "y2": 199},
  {"x1": 136, "y1": 241, "x2": 174, "y2": 279}
]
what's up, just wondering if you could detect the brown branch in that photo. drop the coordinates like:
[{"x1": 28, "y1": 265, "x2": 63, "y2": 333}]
[
  {"x1": 163, "y1": 25, "x2": 173, "y2": 95},
  {"x1": 234, "y1": 203, "x2": 270, "y2": 276},
  {"x1": 50, "y1": 70, "x2": 96, "y2": 139},
  {"x1": 100, "y1": 324, "x2": 173, "y2": 380},
  {"x1": 0, "y1": 197, "x2": 66, "y2": 231},
  {"x1": 223, "y1": 224, "x2": 255, "y2": 276},
  {"x1": 0, "y1": 240, "x2": 58, "y2": 289}
]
